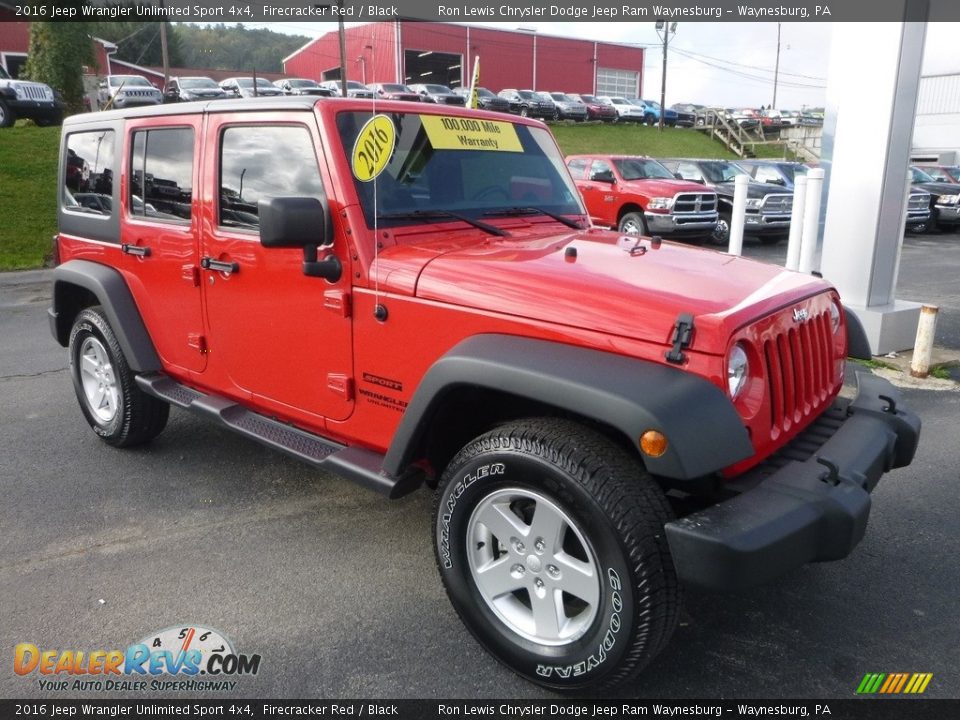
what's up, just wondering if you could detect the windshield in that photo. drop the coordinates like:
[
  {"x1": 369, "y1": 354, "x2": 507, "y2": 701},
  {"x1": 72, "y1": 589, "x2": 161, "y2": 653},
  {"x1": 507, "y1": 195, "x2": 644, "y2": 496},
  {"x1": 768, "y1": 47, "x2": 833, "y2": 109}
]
[
  {"x1": 235, "y1": 78, "x2": 276, "y2": 88},
  {"x1": 580, "y1": 95, "x2": 598, "y2": 103},
  {"x1": 346, "y1": 81, "x2": 367, "y2": 90},
  {"x1": 380, "y1": 84, "x2": 407, "y2": 92},
  {"x1": 516, "y1": 90, "x2": 537, "y2": 100},
  {"x1": 181, "y1": 77, "x2": 219, "y2": 89},
  {"x1": 111, "y1": 76, "x2": 151, "y2": 87},
  {"x1": 700, "y1": 161, "x2": 750, "y2": 183},
  {"x1": 780, "y1": 163, "x2": 808, "y2": 182},
  {"x1": 644, "y1": 100, "x2": 661, "y2": 110},
  {"x1": 289, "y1": 79, "x2": 318, "y2": 88},
  {"x1": 477, "y1": 88, "x2": 495, "y2": 98},
  {"x1": 336, "y1": 111, "x2": 584, "y2": 230},
  {"x1": 912, "y1": 167, "x2": 935, "y2": 183},
  {"x1": 613, "y1": 158, "x2": 675, "y2": 181},
  {"x1": 425, "y1": 85, "x2": 452, "y2": 94}
]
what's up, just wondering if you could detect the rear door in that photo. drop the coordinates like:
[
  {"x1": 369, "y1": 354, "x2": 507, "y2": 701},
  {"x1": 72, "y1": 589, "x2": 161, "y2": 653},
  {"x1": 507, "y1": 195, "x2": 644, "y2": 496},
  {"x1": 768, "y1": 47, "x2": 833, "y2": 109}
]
[
  {"x1": 122, "y1": 118, "x2": 207, "y2": 374},
  {"x1": 199, "y1": 111, "x2": 354, "y2": 423}
]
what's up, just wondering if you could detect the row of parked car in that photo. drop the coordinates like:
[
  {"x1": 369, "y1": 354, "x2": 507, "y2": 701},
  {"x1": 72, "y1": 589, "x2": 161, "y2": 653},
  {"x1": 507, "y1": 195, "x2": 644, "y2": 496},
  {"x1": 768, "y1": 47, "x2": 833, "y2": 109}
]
[
  {"x1": 94, "y1": 73, "x2": 697, "y2": 126},
  {"x1": 567, "y1": 155, "x2": 960, "y2": 245}
]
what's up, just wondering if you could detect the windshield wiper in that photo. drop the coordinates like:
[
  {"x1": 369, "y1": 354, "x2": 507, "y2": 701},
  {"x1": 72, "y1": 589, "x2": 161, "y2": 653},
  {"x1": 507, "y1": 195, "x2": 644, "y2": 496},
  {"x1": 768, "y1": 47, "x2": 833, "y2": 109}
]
[
  {"x1": 483, "y1": 206, "x2": 585, "y2": 230},
  {"x1": 377, "y1": 210, "x2": 510, "y2": 237}
]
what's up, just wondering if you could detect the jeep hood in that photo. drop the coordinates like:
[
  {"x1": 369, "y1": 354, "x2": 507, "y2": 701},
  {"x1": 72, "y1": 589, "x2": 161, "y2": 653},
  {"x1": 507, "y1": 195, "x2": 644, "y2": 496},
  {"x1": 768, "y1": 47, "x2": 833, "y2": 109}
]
[{"x1": 412, "y1": 231, "x2": 830, "y2": 350}]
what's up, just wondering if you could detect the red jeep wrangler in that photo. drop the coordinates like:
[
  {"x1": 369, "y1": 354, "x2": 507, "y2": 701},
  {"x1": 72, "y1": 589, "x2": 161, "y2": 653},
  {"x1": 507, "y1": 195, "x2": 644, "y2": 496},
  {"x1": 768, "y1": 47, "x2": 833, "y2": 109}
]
[
  {"x1": 566, "y1": 154, "x2": 719, "y2": 241},
  {"x1": 50, "y1": 98, "x2": 920, "y2": 690}
]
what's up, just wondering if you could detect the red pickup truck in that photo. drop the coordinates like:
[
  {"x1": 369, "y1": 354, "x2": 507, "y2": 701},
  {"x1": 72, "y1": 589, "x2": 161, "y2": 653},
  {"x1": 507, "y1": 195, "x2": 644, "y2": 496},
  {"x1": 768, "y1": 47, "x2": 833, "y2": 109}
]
[
  {"x1": 567, "y1": 154, "x2": 720, "y2": 241},
  {"x1": 50, "y1": 99, "x2": 919, "y2": 690}
]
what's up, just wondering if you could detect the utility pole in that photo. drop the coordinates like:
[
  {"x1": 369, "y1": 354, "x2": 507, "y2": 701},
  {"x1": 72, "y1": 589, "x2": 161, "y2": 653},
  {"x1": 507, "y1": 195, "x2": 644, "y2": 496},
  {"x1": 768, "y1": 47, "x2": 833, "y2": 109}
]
[
  {"x1": 159, "y1": 12, "x2": 169, "y2": 90},
  {"x1": 338, "y1": 0, "x2": 348, "y2": 96},
  {"x1": 772, "y1": 22, "x2": 781, "y2": 109},
  {"x1": 655, "y1": 22, "x2": 677, "y2": 132}
]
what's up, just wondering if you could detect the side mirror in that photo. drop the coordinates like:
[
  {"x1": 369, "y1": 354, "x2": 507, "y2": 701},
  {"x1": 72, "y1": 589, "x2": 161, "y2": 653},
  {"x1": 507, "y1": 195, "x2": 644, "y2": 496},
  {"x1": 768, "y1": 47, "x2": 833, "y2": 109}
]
[
  {"x1": 592, "y1": 170, "x2": 616, "y2": 184},
  {"x1": 766, "y1": 178, "x2": 786, "y2": 185},
  {"x1": 259, "y1": 197, "x2": 340, "y2": 281}
]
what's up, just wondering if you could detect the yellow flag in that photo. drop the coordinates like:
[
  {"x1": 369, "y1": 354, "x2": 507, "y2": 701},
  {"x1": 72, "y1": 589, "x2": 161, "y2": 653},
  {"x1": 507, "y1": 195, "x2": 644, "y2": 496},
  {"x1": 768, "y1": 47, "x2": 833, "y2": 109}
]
[{"x1": 468, "y1": 57, "x2": 480, "y2": 109}]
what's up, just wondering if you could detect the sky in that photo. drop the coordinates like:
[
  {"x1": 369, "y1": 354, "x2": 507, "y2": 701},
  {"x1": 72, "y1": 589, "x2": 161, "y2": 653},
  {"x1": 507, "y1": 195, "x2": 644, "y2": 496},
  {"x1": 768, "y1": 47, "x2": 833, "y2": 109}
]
[{"x1": 237, "y1": 20, "x2": 960, "y2": 110}]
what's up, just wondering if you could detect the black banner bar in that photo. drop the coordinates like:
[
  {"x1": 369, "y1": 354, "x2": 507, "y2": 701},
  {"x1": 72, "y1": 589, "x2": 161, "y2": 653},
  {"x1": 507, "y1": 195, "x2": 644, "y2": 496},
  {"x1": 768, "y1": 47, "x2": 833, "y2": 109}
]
[
  {"x1": 5, "y1": 0, "x2": 960, "y2": 23},
  {"x1": 1, "y1": 699, "x2": 958, "y2": 720}
]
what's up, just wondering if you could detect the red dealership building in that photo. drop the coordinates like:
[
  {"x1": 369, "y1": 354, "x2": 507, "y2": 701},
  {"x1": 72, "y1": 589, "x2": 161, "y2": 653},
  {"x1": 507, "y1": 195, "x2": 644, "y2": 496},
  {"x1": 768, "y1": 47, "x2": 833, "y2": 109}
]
[{"x1": 282, "y1": 21, "x2": 645, "y2": 98}]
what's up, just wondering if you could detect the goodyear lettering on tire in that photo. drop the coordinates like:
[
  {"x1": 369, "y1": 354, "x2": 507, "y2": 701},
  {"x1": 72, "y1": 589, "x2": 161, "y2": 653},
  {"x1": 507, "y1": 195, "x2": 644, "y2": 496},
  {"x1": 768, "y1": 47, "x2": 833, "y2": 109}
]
[{"x1": 351, "y1": 114, "x2": 395, "y2": 182}]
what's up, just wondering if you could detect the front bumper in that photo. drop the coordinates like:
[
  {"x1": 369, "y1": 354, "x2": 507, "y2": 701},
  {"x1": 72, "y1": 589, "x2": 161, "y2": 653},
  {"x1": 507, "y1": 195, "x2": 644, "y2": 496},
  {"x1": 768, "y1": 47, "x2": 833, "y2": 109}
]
[
  {"x1": 645, "y1": 211, "x2": 719, "y2": 235},
  {"x1": 664, "y1": 372, "x2": 920, "y2": 592},
  {"x1": 746, "y1": 211, "x2": 791, "y2": 234},
  {"x1": 934, "y1": 204, "x2": 960, "y2": 225},
  {"x1": 7, "y1": 97, "x2": 63, "y2": 121}
]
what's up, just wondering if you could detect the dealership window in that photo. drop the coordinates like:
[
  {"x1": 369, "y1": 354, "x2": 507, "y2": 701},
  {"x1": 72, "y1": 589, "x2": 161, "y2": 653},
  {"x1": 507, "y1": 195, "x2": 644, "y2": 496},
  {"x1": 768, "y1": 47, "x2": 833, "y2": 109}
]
[
  {"x1": 129, "y1": 128, "x2": 194, "y2": 222},
  {"x1": 63, "y1": 130, "x2": 115, "y2": 215},
  {"x1": 219, "y1": 125, "x2": 325, "y2": 230},
  {"x1": 596, "y1": 68, "x2": 639, "y2": 99}
]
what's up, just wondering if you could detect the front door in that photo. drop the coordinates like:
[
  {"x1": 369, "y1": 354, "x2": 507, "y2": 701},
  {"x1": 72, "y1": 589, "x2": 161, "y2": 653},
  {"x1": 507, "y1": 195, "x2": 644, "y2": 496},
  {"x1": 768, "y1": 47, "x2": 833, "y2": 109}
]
[{"x1": 199, "y1": 112, "x2": 354, "y2": 423}]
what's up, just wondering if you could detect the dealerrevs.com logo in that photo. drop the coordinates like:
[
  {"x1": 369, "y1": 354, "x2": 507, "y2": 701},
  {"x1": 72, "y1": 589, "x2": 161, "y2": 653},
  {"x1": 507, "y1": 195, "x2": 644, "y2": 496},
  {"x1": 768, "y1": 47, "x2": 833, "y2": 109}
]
[{"x1": 14, "y1": 625, "x2": 261, "y2": 692}]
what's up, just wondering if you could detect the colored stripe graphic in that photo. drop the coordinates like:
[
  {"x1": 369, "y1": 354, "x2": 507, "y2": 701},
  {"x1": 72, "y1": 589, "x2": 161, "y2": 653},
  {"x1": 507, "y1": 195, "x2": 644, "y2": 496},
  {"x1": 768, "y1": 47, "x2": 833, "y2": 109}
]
[{"x1": 857, "y1": 673, "x2": 932, "y2": 694}]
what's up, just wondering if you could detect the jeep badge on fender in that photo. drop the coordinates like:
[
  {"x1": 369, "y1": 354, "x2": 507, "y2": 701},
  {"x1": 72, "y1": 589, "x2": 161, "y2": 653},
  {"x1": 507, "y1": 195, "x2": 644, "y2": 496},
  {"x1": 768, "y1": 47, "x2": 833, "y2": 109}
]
[{"x1": 50, "y1": 96, "x2": 920, "y2": 690}]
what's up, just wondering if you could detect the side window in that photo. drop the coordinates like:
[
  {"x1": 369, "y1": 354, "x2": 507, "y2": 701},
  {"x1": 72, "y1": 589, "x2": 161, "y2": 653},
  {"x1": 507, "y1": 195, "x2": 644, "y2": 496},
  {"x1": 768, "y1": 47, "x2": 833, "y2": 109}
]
[
  {"x1": 589, "y1": 159, "x2": 615, "y2": 182},
  {"x1": 566, "y1": 158, "x2": 589, "y2": 180},
  {"x1": 754, "y1": 166, "x2": 778, "y2": 184},
  {"x1": 63, "y1": 130, "x2": 115, "y2": 215},
  {"x1": 129, "y1": 127, "x2": 194, "y2": 222},
  {"x1": 219, "y1": 125, "x2": 325, "y2": 230}
]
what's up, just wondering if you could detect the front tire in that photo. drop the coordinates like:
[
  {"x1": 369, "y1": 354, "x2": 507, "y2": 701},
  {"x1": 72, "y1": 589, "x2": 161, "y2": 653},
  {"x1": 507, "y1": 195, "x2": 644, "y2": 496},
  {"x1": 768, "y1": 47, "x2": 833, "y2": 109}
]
[
  {"x1": 0, "y1": 99, "x2": 14, "y2": 128},
  {"x1": 69, "y1": 306, "x2": 169, "y2": 447},
  {"x1": 711, "y1": 211, "x2": 732, "y2": 246},
  {"x1": 618, "y1": 211, "x2": 648, "y2": 236},
  {"x1": 433, "y1": 419, "x2": 679, "y2": 690}
]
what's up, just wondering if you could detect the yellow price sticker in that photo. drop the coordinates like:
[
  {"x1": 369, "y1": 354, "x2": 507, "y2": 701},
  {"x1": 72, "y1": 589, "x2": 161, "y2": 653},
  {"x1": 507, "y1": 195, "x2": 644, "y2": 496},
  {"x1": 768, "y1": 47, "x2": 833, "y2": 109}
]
[
  {"x1": 351, "y1": 114, "x2": 396, "y2": 182},
  {"x1": 421, "y1": 115, "x2": 523, "y2": 153}
]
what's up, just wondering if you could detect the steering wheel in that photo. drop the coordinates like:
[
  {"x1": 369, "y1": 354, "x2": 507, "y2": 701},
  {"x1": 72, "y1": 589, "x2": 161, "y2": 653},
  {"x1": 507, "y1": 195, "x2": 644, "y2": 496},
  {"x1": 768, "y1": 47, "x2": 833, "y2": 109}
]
[{"x1": 472, "y1": 185, "x2": 510, "y2": 201}]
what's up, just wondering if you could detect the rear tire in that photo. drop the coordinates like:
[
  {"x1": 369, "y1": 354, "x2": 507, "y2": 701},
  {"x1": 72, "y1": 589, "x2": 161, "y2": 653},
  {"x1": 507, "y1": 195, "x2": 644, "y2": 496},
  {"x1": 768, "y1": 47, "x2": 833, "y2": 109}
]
[
  {"x1": 433, "y1": 418, "x2": 679, "y2": 691},
  {"x1": 69, "y1": 306, "x2": 169, "y2": 447}
]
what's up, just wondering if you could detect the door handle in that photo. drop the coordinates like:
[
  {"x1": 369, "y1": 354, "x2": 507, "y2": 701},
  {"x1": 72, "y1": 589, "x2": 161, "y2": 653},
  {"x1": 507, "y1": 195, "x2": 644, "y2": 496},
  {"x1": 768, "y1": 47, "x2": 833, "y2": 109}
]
[
  {"x1": 200, "y1": 257, "x2": 240, "y2": 274},
  {"x1": 121, "y1": 244, "x2": 151, "y2": 257}
]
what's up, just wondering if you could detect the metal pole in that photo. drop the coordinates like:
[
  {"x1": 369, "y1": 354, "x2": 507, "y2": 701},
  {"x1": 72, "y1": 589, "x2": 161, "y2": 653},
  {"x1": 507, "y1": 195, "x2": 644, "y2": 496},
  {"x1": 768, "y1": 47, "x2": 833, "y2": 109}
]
[
  {"x1": 772, "y1": 22, "x2": 781, "y2": 109},
  {"x1": 799, "y1": 168, "x2": 825, "y2": 273},
  {"x1": 785, "y1": 174, "x2": 807, "y2": 271},
  {"x1": 338, "y1": 1, "x2": 348, "y2": 96},
  {"x1": 910, "y1": 304, "x2": 939, "y2": 378},
  {"x1": 659, "y1": 29, "x2": 668, "y2": 131},
  {"x1": 728, "y1": 174, "x2": 748, "y2": 256}
]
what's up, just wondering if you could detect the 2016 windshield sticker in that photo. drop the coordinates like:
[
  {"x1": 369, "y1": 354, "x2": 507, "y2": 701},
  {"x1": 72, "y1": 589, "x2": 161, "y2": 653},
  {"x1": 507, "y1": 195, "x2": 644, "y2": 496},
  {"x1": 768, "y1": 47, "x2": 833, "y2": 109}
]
[
  {"x1": 351, "y1": 114, "x2": 396, "y2": 182},
  {"x1": 421, "y1": 115, "x2": 523, "y2": 153}
]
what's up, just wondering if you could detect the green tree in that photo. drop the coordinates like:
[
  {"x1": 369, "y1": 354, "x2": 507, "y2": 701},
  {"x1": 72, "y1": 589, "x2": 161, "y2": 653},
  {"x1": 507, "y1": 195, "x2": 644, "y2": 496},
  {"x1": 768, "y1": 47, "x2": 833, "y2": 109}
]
[
  {"x1": 23, "y1": 22, "x2": 93, "y2": 114},
  {"x1": 90, "y1": 22, "x2": 184, "y2": 68}
]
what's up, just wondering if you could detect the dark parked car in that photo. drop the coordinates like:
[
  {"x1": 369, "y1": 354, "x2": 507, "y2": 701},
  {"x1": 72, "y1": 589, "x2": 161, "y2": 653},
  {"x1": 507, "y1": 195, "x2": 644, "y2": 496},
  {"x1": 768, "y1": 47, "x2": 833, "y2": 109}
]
[
  {"x1": 451, "y1": 86, "x2": 510, "y2": 112},
  {"x1": 915, "y1": 165, "x2": 960, "y2": 184},
  {"x1": 544, "y1": 92, "x2": 589, "y2": 121},
  {"x1": 659, "y1": 158, "x2": 794, "y2": 245},
  {"x1": 163, "y1": 76, "x2": 227, "y2": 103},
  {"x1": 407, "y1": 83, "x2": 465, "y2": 105},
  {"x1": 366, "y1": 83, "x2": 421, "y2": 102},
  {"x1": 318, "y1": 80, "x2": 374, "y2": 99},
  {"x1": 497, "y1": 89, "x2": 554, "y2": 119},
  {"x1": 274, "y1": 78, "x2": 334, "y2": 97},
  {"x1": 219, "y1": 77, "x2": 284, "y2": 99},
  {"x1": 670, "y1": 103, "x2": 703, "y2": 127},
  {"x1": 568, "y1": 93, "x2": 618, "y2": 122},
  {"x1": 910, "y1": 165, "x2": 960, "y2": 232}
]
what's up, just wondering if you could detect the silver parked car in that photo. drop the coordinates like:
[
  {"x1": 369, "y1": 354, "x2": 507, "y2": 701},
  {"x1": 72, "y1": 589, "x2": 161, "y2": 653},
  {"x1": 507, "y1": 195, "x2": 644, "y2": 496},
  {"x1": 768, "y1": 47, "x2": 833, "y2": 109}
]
[{"x1": 97, "y1": 75, "x2": 163, "y2": 110}]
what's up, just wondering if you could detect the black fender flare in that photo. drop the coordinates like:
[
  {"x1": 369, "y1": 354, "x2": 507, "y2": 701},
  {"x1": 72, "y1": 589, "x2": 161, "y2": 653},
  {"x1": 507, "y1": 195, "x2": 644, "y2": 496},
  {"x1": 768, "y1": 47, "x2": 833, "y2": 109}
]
[
  {"x1": 383, "y1": 334, "x2": 754, "y2": 481},
  {"x1": 49, "y1": 259, "x2": 161, "y2": 373}
]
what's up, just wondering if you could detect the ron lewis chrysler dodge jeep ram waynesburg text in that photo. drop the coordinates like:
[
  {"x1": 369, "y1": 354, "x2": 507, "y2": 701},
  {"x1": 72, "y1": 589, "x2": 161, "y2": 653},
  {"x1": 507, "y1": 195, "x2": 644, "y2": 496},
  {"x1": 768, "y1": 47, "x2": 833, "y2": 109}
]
[{"x1": 50, "y1": 97, "x2": 920, "y2": 691}]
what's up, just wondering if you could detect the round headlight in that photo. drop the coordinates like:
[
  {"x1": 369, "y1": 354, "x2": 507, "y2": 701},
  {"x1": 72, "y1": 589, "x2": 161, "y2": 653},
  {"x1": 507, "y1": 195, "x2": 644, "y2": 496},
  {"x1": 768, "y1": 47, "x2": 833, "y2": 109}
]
[
  {"x1": 727, "y1": 343, "x2": 749, "y2": 399},
  {"x1": 830, "y1": 301, "x2": 842, "y2": 334}
]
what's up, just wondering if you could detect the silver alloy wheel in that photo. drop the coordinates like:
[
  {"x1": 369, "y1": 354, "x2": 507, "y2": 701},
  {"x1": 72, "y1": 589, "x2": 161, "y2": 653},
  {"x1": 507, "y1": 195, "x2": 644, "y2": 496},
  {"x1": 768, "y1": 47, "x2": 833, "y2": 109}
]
[
  {"x1": 78, "y1": 336, "x2": 119, "y2": 423},
  {"x1": 620, "y1": 217, "x2": 643, "y2": 235},
  {"x1": 466, "y1": 487, "x2": 600, "y2": 646},
  {"x1": 713, "y1": 216, "x2": 730, "y2": 244}
]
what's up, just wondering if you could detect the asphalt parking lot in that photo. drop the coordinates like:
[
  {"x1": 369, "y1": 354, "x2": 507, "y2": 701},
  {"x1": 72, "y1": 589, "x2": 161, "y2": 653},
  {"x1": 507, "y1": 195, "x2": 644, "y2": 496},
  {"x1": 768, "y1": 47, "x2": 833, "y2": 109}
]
[{"x1": 1, "y1": 232, "x2": 958, "y2": 700}]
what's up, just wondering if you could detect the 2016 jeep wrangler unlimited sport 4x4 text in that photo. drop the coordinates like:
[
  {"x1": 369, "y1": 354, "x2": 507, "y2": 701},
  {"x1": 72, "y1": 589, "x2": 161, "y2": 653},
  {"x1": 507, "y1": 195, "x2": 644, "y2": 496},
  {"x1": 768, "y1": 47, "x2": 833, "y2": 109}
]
[{"x1": 50, "y1": 97, "x2": 920, "y2": 691}]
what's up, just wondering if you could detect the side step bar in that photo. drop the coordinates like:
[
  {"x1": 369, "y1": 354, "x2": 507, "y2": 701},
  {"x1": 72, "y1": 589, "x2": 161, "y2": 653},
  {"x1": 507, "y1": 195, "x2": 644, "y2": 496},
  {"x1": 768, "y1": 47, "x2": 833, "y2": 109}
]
[{"x1": 136, "y1": 373, "x2": 420, "y2": 499}]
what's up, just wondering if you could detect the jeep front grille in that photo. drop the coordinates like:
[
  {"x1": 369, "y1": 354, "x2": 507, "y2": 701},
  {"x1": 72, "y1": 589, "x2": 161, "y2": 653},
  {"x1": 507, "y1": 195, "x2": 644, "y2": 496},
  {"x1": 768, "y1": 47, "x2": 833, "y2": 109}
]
[
  {"x1": 674, "y1": 193, "x2": 718, "y2": 214},
  {"x1": 762, "y1": 310, "x2": 834, "y2": 437},
  {"x1": 21, "y1": 84, "x2": 49, "y2": 101}
]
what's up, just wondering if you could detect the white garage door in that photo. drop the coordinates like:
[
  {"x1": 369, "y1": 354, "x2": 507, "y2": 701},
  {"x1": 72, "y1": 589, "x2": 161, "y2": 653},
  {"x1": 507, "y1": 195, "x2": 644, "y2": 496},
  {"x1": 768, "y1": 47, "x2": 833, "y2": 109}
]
[{"x1": 596, "y1": 68, "x2": 639, "y2": 99}]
